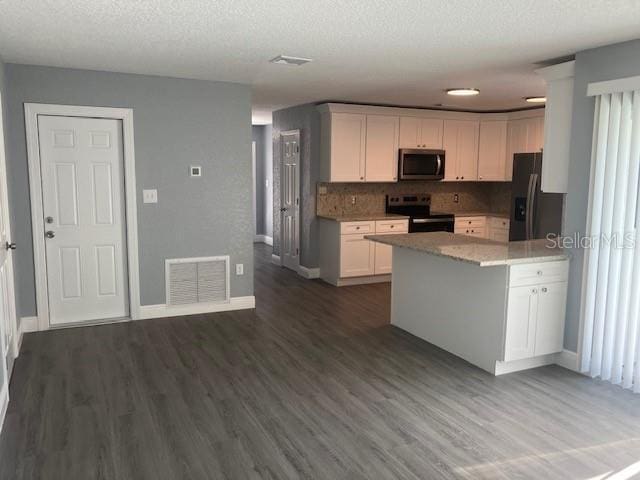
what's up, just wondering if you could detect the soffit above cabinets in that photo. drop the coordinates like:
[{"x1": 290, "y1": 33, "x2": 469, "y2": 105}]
[{"x1": 316, "y1": 103, "x2": 544, "y2": 121}]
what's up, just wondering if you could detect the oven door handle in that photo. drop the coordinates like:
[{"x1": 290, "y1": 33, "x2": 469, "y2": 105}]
[
  {"x1": 412, "y1": 218, "x2": 453, "y2": 224},
  {"x1": 436, "y1": 154, "x2": 442, "y2": 175}
]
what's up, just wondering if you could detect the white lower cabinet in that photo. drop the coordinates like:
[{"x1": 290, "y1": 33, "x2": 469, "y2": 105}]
[
  {"x1": 319, "y1": 218, "x2": 408, "y2": 285},
  {"x1": 534, "y1": 282, "x2": 568, "y2": 356},
  {"x1": 504, "y1": 260, "x2": 568, "y2": 362},
  {"x1": 374, "y1": 243, "x2": 393, "y2": 275},
  {"x1": 456, "y1": 215, "x2": 510, "y2": 242},
  {"x1": 340, "y1": 234, "x2": 375, "y2": 277}
]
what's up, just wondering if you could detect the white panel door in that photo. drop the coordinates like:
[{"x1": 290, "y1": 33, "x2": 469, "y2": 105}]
[
  {"x1": 534, "y1": 282, "x2": 567, "y2": 356},
  {"x1": 504, "y1": 285, "x2": 538, "y2": 361},
  {"x1": 365, "y1": 115, "x2": 399, "y2": 182},
  {"x1": 280, "y1": 131, "x2": 300, "y2": 271},
  {"x1": 38, "y1": 116, "x2": 128, "y2": 325},
  {"x1": 0, "y1": 91, "x2": 17, "y2": 425},
  {"x1": 330, "y1": 113, "x2": 366, "y2": 182}
]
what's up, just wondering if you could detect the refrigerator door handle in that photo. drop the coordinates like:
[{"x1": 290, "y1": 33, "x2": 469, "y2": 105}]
[
  {"x1": 526, "y1": 174, "x2": 539, "y2": 240},
  {"x1": 525, "y1": 174, "x2": 534, "y2": 240}
]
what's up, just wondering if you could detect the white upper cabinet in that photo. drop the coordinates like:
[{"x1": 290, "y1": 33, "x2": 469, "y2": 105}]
[
  {"x1": 505, "y1": 115, "x2": 544, "y2": 180},
  {"x1": 320, "y1": 112, "x2": 366, "y2": 182},
  {"x1": 399, "y1": 117, "x2": 444, "y2": 149},
  {"x1": 318, "y1": 104, "x2": 544, "y2": 184},
  {"x1": 399, "y1": 117, "x2": 421, "y2": 148},
  {"x1": 443, "y1": 120, "x2": 479, "y2": 181},
  {"x1": 365, "y1": 115, "x2": 400, "y2": 182},
  {"x1": 536, "y1": 60, "x2": 575, "y2": 193},
  {"x1": 478, "y1": 120, "x2": 508, "y2": 181}
]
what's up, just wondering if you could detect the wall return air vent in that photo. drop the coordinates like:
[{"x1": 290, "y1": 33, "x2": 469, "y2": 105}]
[{"x1": 165, "y1": 256, "x2": 230, "y2": 306}]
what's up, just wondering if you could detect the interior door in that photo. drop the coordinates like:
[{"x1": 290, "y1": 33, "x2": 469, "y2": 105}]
[
  {"x1": 280, "y1": 131, "x2": 300, "y2": 271},
  {"x1": 38, "y1": 115, "x2": 129, "y2": 325},
  {"x1": 0, "y1": 91, "x2": 17, "y2": 426}
]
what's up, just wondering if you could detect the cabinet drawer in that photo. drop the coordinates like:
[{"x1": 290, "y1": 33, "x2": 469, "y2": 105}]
[
  {"x1": 375, "y1": 219, "x2": 408, "y2": 233},
  {"x1": 509, "y1": 260, "x2": 569, "y2": 287},
  {"x1": 488, "y1": 217, "x2": 510, "y2": 229},
  {"x1": 340, "y1": 221, "x2": 375, "y2": 234},
  {"x1": 455, "y1": 216, "x2": 486, "y2": 228}
]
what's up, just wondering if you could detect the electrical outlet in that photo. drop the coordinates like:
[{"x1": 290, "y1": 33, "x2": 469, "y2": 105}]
[
  {"x1": 143, "y1": 189, "x2": 158, "y2": 204},
  {"x1": 235, "y1": 263, "x2": 244, "y2": 275},
  {"x1": 318, "y1": 185, "x2": 327, "y2": 195},
  {"x1": 453, "y1": 193, "x2": 459, "y2": 204},
  {"x1": 351, "y1": 195, "x2": 357, "y2": 205}
]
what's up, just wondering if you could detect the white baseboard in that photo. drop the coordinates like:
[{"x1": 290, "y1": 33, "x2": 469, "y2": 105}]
[
  {"x1": 20, "y1": 316, "x2": 38, "y2": 333},
  {"x1": 494, "y1": 353, "x2": 557, "y2": 375},
  {"x1": 555, "y1": 349, "x2": 579, "y2": 372},
  {"x1": 271, "y1": 254, "x2": 281, "y2": 265},
  {"x1": 254, "y1": 235, "x2": 273, "y2": 246},
  {"x1": 138, "y1": 296, "x2": 256, "y2": 320},
  {"x1": 15, "y1": 316, "x2": 39, "y2": 358},
  {"x1": 297, "y1": 265, "x2": 320, "y2": 279}
]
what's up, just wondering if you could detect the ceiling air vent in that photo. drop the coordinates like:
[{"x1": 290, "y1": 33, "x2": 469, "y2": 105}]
[
  {"x1": 165, "y1": 256, "x2": 230, "y2": 306},
  {"x1": 269, "y1": 55, "x2": 312, "y2": 66}
]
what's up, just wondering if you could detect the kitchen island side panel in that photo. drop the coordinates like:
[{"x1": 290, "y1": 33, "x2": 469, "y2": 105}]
[{"x1": 390, "y1": 247, "x2": 509, "y2": 374}]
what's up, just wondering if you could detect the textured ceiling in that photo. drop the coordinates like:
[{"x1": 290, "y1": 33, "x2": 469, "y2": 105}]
[{"x1": 1, "y1": 0, "x2": 639, "y2": 123}]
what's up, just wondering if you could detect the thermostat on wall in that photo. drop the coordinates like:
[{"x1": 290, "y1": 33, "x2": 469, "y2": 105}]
[{"x1": 190, "y1": 165, "x2": 202, "y2": 177}]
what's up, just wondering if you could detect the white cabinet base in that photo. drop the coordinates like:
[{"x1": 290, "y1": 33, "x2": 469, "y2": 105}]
[{"x1": 390, "y1": 246, "x2": 568, "y2": 376}]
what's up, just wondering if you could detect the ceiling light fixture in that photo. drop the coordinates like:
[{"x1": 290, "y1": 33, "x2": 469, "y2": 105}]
[
  {"x1": 446, "y1": 88, "x2": 480, "y2": 96},
  {"x1": 525, "y1": 96, "x2": 547, "y2": 103},
  {"x1": 269, "y1": 55, "x2": 313, "y2": 66}
]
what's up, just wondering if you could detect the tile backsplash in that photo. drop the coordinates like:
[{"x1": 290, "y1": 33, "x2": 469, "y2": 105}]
[{"x1": 316, "y1": 181, "x2": 512, "y2": 217}]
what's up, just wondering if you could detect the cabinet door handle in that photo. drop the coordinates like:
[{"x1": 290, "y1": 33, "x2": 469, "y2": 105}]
[
  {"x1": 537, "y1": 270, "x2": 543, "y2": 276},
  {"x1": 532, "y1": 288, "x2": 538, "y2": 294},
  {"x1": 541, "y1": 287, "x2": 548, "y2": 293}
]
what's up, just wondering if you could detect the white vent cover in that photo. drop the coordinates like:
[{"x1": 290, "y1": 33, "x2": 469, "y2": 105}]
[{"x1": 165, "y1": 256, "x2": 230, "y2": 306}]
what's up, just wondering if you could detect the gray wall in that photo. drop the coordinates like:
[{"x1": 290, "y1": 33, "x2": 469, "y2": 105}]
[
  {"x1": 272, "y1": 104, "x2": 321, "y2": 267},
  {"x1": 4, "y1": 64, "x2": 253, "y2": 317},
  {"x1": 563, "y1": 39, "x2": 640, "y2": 352},
  {"x1": 252, "y1": 125, "x2": 273, "y2": 238}
]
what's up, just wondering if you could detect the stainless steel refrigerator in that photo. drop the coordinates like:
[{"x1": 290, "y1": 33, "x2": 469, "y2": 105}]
[{"x1": 509, "y1": 153, "x2": 564, "y2": 241}]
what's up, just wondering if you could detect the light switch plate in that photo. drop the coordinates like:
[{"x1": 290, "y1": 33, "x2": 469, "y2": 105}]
[
  {"x1": 143, "y1": 189, "x2": 158, "y2": 204},
  {"x1": 190, "y1": 165, "x2": 202, "y2": 177},
  {"x1": 235, "y1": 264, "x2": 244, "y2": 275},
  {"x1": 318, "y1": 185, "x2": 327, "y2": 195}
]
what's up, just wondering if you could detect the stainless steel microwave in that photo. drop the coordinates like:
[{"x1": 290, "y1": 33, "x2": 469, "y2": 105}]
[{"x1": 398, "y1": 149, "x2": 445, "y2": 180}]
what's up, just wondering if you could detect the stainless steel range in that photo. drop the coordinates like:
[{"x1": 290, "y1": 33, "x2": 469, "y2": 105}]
[{"x1": 386, "y1": 194, "x2": 454, "y2": 233}]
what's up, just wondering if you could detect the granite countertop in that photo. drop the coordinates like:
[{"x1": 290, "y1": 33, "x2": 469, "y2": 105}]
[
  {"x1": 317, "y1": 213, "x2": 410, "y2": 222},
  {"x1": 365, "y1": 232, "x2": 569, "y2": 267}
]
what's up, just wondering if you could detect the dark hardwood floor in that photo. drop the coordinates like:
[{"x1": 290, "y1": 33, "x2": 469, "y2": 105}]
[{"x1": 1, "y1": 244, "x2": 640, "y2": 479}]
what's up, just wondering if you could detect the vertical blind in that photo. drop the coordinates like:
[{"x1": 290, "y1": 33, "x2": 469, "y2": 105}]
[{"x1": 580, "y1": 90, "x2": 640, "y2": 392}]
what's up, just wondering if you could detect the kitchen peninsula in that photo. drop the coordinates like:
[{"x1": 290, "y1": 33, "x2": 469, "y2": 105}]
[{"x1": 367, "y1": 232, "x2": 570, "y2": 375}]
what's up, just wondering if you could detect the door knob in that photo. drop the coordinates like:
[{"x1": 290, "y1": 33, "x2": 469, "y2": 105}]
[
  {"x1": 5, "y1": 242, "x2": 16, "y2": 250},
  {"x1": 45, "y1": 216, "x2": 54, "y2": 224},
  {"x1": 45, "y1": 231, "x2": 55, "y2": 239}
]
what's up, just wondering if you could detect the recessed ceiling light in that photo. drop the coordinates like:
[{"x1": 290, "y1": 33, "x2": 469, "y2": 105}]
[
  {"x1": 269, "y1": 55, "x2": 313, "y2": 66},
  {"x1": 525, "y1": 96, "x2": 547, "y2": 103},
  {"x1": 446, "y1": 88, "x2": 480, "y2": 96}
]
